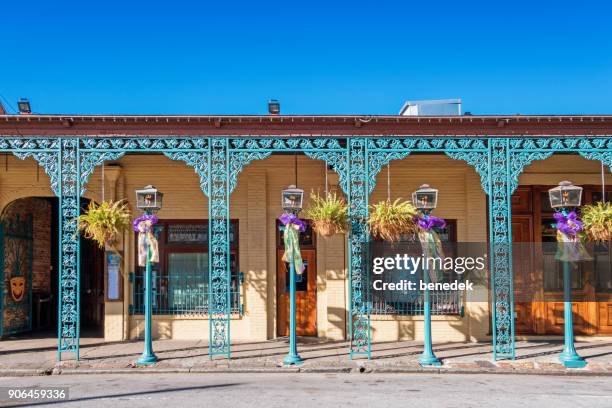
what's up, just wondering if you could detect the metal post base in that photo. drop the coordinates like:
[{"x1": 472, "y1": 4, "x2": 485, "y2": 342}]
[
  {"x1": 419, "y1": 353, "x2": 442, "y2": 367},
  {"x1": 283, "y1": 354, "x2": 304, "y2": 366},
  {"x1": 136, "y1": 353, "x2": 158, "y2": 366},
  {"x1": 559, "y1": 352, "x2": 587, "y2": 369}
]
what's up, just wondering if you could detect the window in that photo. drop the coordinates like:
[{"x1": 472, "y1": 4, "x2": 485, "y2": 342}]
[
  {"x1": 370, "y1": 220, "x2": 463, "y2": 316},
  {"x1": 130, "y1": 220, "x2": 242, "y2": 316}
]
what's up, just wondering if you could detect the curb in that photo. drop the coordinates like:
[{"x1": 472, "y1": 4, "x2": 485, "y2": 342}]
[{"x1": 0, "y1": 366, "x2": 609, "y2": 377}]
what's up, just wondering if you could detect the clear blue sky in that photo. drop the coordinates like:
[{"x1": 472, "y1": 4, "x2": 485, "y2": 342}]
[{"x1": 1, "y1": 1, "x2": 611, "y2": 115}]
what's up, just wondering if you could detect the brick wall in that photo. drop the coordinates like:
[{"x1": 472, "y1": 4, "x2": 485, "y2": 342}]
[
  {"x1": 1, "y1": 197, "x2": 52, "y2": 294},
  {"x1": 1, "y1": 197, "x2": 52, "y2": 334}
]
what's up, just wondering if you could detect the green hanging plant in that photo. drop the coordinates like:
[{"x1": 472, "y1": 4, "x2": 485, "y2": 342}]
[
  {"x1": 581, "y1": 202, "x2": 612, "y2": 242},
  {"x1": 305, "y1": 191, "x2": 348, "y2": 237},
  {"x1": 368, "y1": 198, "x2": 418, "y2": 242},
  {"x1": 78, "y1": 200, "x2": 131, "y2": 256}
]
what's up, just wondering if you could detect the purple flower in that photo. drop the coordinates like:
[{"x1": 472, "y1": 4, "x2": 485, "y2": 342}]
[
  {"x1": 416, "y1": 215, "x2": 446, "y2": 231},
  {"x1": 554, "y1": 210, "x2": 583, "y2": 237},
  {"x1": 133, "y1": 213, "x2": 159, "y2": 232}
]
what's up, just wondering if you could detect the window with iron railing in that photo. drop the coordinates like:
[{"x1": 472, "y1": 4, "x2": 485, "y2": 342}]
[
  {"x1": 370, "y1": 220, "x2": 464, "y2": 316},
  {"x1": 129, "y1": 220, "x2": 243, "y2": 316}
]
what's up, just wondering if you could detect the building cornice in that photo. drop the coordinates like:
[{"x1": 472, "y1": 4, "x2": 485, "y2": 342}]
[{"x1": 0, "y1": 114, "x2": 611, "y2": 136}]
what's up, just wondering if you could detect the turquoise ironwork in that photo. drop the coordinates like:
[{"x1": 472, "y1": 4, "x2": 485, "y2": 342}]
[
  {"x1": 0, "y1": 133, "x2": 609, "y2": 365},
  {"x1": 208, "y1": 138, "x2": 231, "y2": 358},
  {"x1": 487, "y1": 139, "x2": 514, "y2": 359},
  {"x1": 79, "y1": 152, "x2": 126, "y2": 195},
  {"x1": 348, "y1": 138, "x2": 370, "y2": 357},
  {"x1": 54, "y1": 139, "x2": 82, "y2": 361}
]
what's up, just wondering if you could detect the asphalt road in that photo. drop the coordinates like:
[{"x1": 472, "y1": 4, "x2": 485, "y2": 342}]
[{"x1": 0, "y1": 373, "x2": 610, "y2": 408}]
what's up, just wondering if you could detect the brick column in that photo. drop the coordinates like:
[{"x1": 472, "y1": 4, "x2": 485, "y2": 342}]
[{"x1": 245, "y1": 168, "x2": 268, "y2": 340}]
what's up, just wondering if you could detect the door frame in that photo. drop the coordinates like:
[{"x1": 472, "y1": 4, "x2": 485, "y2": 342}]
[{"x1": 275, "y1": 219, "x2": 317, "y2": 337}]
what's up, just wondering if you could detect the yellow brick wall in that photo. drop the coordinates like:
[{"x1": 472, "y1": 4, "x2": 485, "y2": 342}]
[
  {"x1": 1, "y1": 151, "x2": 609, "y2": 344},
  {"x1": 368, "y1": 154, "x2": 489, "y2": 342}
]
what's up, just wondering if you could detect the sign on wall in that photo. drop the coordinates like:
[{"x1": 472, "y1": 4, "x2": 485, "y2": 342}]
[{"x1": 105, "y1": 252, "x2": 122, "y2": 301}]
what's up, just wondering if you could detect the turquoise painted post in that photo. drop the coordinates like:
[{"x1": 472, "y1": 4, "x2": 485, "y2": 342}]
[
  {"x1": 560, "y1": 254, "x2": 586, "y2": 368},
  {"x1": 283, "y1": 242, "x2": 303, "y2": 365},
  {"x1": 419, "y1": 253, "x2": 441, "y2": 366},
  {"x1": 137, "y1": 227, "x2": 158, "y2": 365}
]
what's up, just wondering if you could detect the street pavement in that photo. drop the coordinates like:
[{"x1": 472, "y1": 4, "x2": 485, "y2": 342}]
[
  {"x1": 0, "y1": 334, "x2": 612, "y2": 375},
  {"x1": 0, "y1": 372, "x2": 611, "y2": 408}
]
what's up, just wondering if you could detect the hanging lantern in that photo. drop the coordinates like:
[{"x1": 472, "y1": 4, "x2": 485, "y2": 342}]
[
  {"x1": 412, "y1": 184, "x2": 438, "y2": 211},
  {"x1": 282, "y1": 185, "x2": 304, "y2": 214},
  {"x1": 549, "y1": 181, "x2": 582, "y2": 209},
  {"x1": 135, "y1": 185, "x2": 164, "y2": 213}
]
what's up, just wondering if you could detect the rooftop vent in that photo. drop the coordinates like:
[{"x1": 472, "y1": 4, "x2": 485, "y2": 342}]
[
  {"x1": 399, "y1": 99, "x2": 461, "y2": 116},
  {"x1": 18, "y1": 98, "x2": 31, "y2": 115},
  {"x1": 268, "y1": 99, "x2": 280, "y2": 115}
]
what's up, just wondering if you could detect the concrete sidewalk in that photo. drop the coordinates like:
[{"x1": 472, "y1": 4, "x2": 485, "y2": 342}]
[{"x1": 1, "y1": 335, "x2": 611, "y2": 376}]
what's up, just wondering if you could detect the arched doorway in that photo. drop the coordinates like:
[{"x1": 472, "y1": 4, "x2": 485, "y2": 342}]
[{"x1": 0, "y1": 197, "x2": 105, "y2": 339}]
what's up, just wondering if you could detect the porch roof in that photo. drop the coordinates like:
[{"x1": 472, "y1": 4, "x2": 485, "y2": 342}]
[{"x1": 0, "y1": 114, "x2": 611, "y2": 136}]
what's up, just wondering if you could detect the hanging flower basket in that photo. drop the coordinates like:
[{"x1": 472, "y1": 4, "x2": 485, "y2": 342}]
[
  {"x1": 580, "y1": 202, "x2": 612, "y2": 242},
  {"x1": 305, "y1": 192, "x2": 348, "y2": 237},
  {"x1": 78, "y1": 199, "x2": 131, "y2": 254},
  {"x1": 368, "y1": 198, "x2": 418, "y2": 242}
]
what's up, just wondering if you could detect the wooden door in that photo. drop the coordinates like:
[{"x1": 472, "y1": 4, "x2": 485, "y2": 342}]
[
  {"x1": 277, "y1": 249, "x2": 317, "y2": 336},
  {"x1": 81, "y1": 235, "x2": 105, "y2": 328},
  {"x1": 512, "y1": 215, "x2": 536, "y2": 334},
  {"x1": 512, "y1": 185, "x2": 603, "y2": 335}
]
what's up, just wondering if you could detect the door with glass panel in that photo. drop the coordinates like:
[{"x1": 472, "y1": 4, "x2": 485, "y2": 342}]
[{"x1": 276, "y1": 220, "x2": 317, "y2": 337}]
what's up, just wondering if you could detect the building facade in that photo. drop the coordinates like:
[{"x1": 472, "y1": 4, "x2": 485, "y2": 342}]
[{"x1": 0, "y1": 114, "x2": 610, "y2": 362}]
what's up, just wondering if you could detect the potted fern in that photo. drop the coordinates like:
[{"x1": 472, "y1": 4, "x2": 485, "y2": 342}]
[
  {"x1": 78, "y1": 200, "x2": 131, "y2": 260},
  {"x1": 581, "y1": 201, "x2": 612, "y2": 242},
  {"x1": 305, "y1": 191, "x2": 348, "y2": 237},
  {"x1": 368, "y1": 198, "x2": 418, "y2": 242}
]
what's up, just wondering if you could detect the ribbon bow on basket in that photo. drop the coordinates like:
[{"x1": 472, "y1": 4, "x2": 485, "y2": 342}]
[
  {"x1": 278, "y1": 213, "x2": 306, "y2": 275},
  {"x1": 553, "y1": 210, "x2": 592, "y2": 262},
  {"x1": 416, "y1": 215, "x2": 446, "y2": 283},
  {"x1": 133, "y1": 214, "x2": 160, "y2": 267}
]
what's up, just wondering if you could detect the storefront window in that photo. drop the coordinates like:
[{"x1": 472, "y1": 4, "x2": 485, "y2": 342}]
[
  {"x1": 370, "y1": 220, "x2": 463, "y2": 316},
  {"x1": 130, "y1": 220, "x2": 241, "y2": 315}
]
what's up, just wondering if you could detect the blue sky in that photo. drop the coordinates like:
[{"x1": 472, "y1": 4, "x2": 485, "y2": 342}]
[{"x1": 1, "y1": 1, "x2": 611, "y2": 115}]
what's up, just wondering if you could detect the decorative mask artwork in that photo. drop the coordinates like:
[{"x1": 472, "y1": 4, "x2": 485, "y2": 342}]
[{"x1": 10, "y1": 276, "x2": 26, "y2": 302}]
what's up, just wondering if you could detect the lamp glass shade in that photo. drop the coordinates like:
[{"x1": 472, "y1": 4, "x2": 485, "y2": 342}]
[
  {"x1": 548, "y1": 181, "x2": 582, "y2": 209},
  {"x1": 136, "y1": 185, "x2": 163, "y2": 212},
  {"x1": 412, "y1": 184, "x2": 438, "y2": 211},
  {"x1": 282, "y1": 185, "x2": 304, "y2": 213}
]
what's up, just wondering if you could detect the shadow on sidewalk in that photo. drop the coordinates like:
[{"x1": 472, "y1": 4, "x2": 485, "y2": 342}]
[{"x1": 2, "y1": 383, "x2": 241, "y2": 407}]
